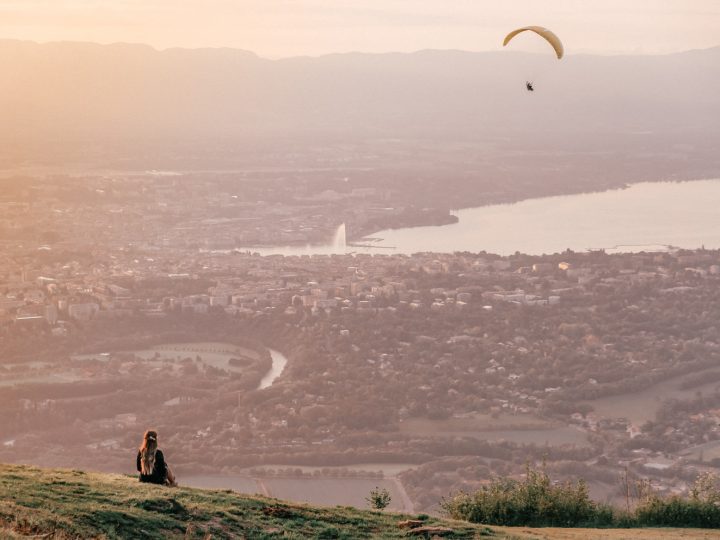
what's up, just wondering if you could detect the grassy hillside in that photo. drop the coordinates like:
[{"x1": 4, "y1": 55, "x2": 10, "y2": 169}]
[
  {"x1": 1, "y1": 464, "x2": 719, "y2": 539},
  {"x1": 0, "y1": 463, "x2": 493, "y2": 539}
]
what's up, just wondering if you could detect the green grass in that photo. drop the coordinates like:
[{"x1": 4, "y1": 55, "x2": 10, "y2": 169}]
[
  {"x1": 3, "y1": 464, "x2": 719, "y2": 540},
  {"x1": 0, "y1": 464, "x2": 492, "y2": 539}
]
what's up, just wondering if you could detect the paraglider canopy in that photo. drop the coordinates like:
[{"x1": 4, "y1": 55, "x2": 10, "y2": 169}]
[{"x1": 503, "y1": 26, "x2": 564, "y2": 59}]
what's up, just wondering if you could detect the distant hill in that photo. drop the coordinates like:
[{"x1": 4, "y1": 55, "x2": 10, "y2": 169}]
[
  {"x1": 1, "y1": 40, "x2": 718, "y2": 160},
  {"x1": 0, "y1": 464, "x2": 717, "y2": 539}
]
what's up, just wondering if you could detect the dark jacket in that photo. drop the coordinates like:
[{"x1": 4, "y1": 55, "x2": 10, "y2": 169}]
[{"x1": 137, "y1": 449, "x2": 167, "y2": 484}]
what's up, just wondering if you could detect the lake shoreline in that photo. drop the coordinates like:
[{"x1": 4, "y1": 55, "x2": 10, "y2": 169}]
[
  {"x1": 234, "y1": 176, "x2": 720, "y2": 256},
  {"x1": 360, "y1": 178, "x2": 720, "y2": 255}
]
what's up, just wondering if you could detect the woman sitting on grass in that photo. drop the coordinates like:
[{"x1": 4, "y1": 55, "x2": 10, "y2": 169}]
[{"x1": 137, "y1": 429, "x2": 177, "y2": 486}]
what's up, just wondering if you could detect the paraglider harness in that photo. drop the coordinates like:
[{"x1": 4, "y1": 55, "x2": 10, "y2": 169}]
[{"x1": 526, "y1": 81, "x2": 534, "y2": 92}]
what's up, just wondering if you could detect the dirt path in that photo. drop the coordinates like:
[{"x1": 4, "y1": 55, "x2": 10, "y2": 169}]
[
  {"x1": 499, "y1": 527, "x2": 720, "y2": 539},
  {"x1": 390, "y1": 476, "x2": 414, "y2": 514},
  {"x1": 255, "y1": 478, "x2": 270, "y2": 497}
]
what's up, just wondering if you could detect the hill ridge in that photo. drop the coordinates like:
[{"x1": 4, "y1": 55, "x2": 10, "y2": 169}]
[
  {"x1": 2, "y1": 38, "x2": 719, "y2": 161},
  {"x1": 1, "y1": 38, "x2": 719, "y2": 59}
]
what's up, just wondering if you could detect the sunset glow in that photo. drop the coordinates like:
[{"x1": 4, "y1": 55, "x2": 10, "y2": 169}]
[{"x1": 1, "y1": 0, "x2": 718, "y2": 57}]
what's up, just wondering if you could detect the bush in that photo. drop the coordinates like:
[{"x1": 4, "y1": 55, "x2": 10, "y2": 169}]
[
  {"x1": 440, "y1": 467, "x2": 720, "y2": 529},
  {"x1": 634, "y1": 472, "x2": 720, "y2": 528},
  {"x1": 365, "y1": 487, "x2": 391, "y2": 511},
  {"x1": 440, "y1": 464, "x2": 597, "y2": 527},
  {"x1": 635, "y1": 496, "x2": 720, "y2": 528}
]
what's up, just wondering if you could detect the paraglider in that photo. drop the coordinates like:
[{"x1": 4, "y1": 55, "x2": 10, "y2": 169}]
[
  {"x1": 503, "y1": 26, "x2": 564, "y2": 91},
  {"x1": 503, "y1": 26, "x2": 564, "y2": 59}
]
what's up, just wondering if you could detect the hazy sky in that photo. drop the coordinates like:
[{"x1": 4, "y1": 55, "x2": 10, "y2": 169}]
[{"x1": 1, "y1": 0, "x2": 719, "y2": 57}]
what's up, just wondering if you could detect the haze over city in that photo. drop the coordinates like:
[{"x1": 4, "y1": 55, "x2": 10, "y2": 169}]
[{"x1": 2, "y1": 2, "x2": 720, "y2": 537}]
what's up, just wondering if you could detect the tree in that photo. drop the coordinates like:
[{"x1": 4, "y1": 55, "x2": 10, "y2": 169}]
[{"x1": 366, "y1": 487, "x2": 391, "y2": 511}]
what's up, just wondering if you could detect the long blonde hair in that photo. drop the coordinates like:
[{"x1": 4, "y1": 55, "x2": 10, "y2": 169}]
[{"x1": 139, "y1": 430, "x2": 158, "y2": 475}]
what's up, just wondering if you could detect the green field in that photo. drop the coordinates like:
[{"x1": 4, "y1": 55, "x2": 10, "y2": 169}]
[
  {"x1": 0, "y1": 372, "x2": 84, "y2": 388},
  {"x1": 585, "y1": 369, "x2": 720, "y2": 425},
  {"x1": 74, "y1": 341, "x2": 260, "y2": 373},
  {"x1": 0, "y1": 341, "x2": 264, "y2": 389},
  {"x1": 399, "y1": 414, "x2": 589, "y2": 447}
]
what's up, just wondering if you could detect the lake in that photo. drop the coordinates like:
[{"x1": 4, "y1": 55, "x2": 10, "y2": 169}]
[
  {"x1": 240, "y1": 179, "x2": 720, "y2": 256},
  {"x1": 258, "y1": 349, "x2": 289, "y2": 389},
  {"x1": 182, "y1": 475, "x2": 410, "y2": 511}
]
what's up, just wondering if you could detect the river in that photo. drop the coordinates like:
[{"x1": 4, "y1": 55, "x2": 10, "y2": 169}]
[
  {"x1": 259, "y1": 349, "x2": 288, "y2": 389},
  {"x1": 238, "y1": 179, "x2": 720, "y2": 256}
]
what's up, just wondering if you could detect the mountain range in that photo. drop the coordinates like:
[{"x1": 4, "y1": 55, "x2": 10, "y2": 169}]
[{"x1": 1, "y1": 40, "x2": 718, "y2": 162}]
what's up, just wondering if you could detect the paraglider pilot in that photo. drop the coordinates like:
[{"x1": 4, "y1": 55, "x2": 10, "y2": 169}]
[{"x1": 503, "y1": 27, "x2": 563, "y2": 94}]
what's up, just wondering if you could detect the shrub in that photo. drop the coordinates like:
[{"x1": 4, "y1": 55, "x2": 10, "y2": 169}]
[
  {"x1": 440, "y1": 463, "x2": 597, "y2": 527},
  {"x1": 635, "y1": 496, "x2": 720, "y2": 528},
  {"x1": 441, "y1": 467, "x2": 720, "y2": 529},
  {"x1": 634, "y1": 473, "x2": 720, "y2": 528},
  {"x1": 365, "y1": 487, "x2": 391, "y2": 511}
]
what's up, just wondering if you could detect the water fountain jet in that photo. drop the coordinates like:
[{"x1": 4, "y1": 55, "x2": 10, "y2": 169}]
[{"x1": 332, "y1": 223, "x2": 346, "y2": 252}]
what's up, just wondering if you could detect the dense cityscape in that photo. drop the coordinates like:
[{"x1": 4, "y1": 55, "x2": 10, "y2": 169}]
[
  {"x1": 3, "y1": 173, "x2": 720, "y2": 511},
  {"x1": 3, "y1": 4, "x2": 720, "y2": 537}
]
